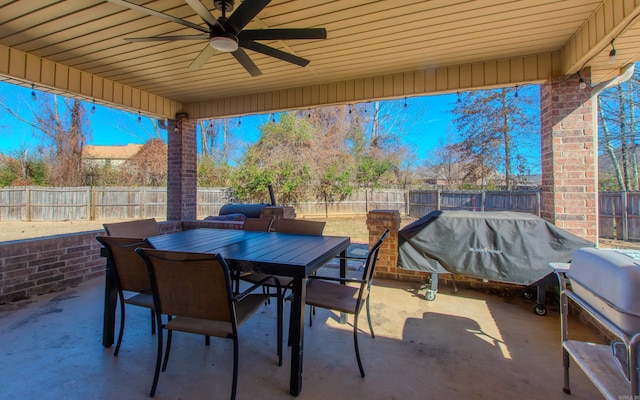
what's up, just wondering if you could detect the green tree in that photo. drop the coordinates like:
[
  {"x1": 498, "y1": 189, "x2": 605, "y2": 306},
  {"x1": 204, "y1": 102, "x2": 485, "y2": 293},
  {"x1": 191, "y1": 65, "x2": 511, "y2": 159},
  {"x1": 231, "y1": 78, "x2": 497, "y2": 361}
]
[{"x1": 232, "y1": 113, "x2": 314, "y2": 204}]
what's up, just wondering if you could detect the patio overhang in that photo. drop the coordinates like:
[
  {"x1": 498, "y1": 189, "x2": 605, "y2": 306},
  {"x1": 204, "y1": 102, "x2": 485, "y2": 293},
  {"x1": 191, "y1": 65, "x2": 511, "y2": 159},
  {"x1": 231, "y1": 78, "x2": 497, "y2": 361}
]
[{"x1": 0, "y1": 1, "x2": 639, "y2": 120}]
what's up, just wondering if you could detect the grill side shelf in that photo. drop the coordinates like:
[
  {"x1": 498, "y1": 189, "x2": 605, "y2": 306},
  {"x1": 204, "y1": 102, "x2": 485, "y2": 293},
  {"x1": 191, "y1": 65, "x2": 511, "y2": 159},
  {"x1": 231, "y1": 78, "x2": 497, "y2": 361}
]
[{"x1": 553, "y1": 265, "x2": 640, "y2": 398}]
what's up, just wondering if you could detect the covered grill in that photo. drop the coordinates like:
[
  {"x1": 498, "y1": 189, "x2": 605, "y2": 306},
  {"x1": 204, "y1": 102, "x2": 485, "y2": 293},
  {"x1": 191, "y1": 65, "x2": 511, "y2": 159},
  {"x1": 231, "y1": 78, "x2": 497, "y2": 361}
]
[{"x1": 398, "y1": 210, "x2": 593, "y2": 312}]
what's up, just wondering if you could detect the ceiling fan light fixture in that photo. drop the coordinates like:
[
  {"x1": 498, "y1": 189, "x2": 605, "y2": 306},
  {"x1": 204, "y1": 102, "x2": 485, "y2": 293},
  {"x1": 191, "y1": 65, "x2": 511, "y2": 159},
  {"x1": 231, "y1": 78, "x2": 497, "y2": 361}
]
[{"x1": 209, "y1": 33, "x2": 238, "y2": 52}]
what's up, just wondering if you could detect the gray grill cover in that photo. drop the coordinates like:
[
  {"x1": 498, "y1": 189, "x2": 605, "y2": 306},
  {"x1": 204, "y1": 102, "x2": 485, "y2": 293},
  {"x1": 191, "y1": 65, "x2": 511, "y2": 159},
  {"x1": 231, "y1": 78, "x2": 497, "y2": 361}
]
[{"x1": 398, "y1": 210, "x2": 593, "y2": 285}]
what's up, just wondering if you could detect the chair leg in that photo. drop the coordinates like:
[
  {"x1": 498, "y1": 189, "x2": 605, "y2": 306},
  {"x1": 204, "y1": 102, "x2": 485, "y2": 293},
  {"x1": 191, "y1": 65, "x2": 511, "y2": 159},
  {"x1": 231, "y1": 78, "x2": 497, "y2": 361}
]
[
  {"x1": 231, "y1": 337, "x2": 239, "y2": 400},
  {"x1": 149, "y1": 319, "x2": 163, "y2": 397},
  {"x1": 161, "y1": 330, "x2": 173, "y2": 372},
  {"x1": 277, "y1": 293, "x2": 283, "y2": 366},
  {"x1": 150, "y1": 309, "x2": 156, "y2": 335},
  {"x1": 114, "y1": 291, "x2": 126, "y2": 357},
  {"x1": 353, "y1": 314, "x2": 365, "y2": 378},
  {"x1": 365, "y1": 297, "x2": 375, "y2": 338}
]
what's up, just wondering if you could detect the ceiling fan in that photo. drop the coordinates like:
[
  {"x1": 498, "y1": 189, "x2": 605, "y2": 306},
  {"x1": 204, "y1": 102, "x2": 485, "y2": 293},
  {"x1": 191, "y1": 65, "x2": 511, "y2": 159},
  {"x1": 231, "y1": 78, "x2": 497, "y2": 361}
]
[{"x1": 107, "y1": 0, "x2": 327, "y2": 76}]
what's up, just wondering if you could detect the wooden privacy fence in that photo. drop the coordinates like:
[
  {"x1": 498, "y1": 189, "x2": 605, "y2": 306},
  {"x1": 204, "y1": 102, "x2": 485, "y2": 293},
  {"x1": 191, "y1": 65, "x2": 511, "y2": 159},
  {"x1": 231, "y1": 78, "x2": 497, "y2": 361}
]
[
  {"x1": 407, "y1": 190, "x2": 541, "y2": 217},
  {"x1": 1, "y1": 186, "x2": 638, "y2": 241},
  {"x1": 599, "y1": 191, "x2": 640, "y2": 241},
  {"x1": 0, "y1": 186, "x2": 233, "y2": 221}
]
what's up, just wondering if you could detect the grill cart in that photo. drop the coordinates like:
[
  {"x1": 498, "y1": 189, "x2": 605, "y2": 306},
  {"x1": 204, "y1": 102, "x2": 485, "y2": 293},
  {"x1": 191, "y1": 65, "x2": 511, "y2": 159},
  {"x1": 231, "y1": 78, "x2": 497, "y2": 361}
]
[
  {"x1": 398, "y1": 210, "x2": 593, "y2": 314},
  {"x1": 552, "y1": 248, "x2": 640, "y2": 398}
]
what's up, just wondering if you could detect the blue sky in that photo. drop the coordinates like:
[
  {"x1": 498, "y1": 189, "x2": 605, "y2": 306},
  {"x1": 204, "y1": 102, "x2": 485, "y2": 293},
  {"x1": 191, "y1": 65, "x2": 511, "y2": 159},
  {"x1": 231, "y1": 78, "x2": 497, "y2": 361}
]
[{"x1": 0, "y1": 80, "x2": 536, "y2": 169}]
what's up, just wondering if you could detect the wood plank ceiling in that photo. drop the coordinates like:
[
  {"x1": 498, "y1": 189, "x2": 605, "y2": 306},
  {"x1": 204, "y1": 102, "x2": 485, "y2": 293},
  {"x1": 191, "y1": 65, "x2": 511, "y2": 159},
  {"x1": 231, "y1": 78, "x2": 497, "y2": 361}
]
[{"x1": 1, "y1": 0, "x2": 639, "y2": 119}]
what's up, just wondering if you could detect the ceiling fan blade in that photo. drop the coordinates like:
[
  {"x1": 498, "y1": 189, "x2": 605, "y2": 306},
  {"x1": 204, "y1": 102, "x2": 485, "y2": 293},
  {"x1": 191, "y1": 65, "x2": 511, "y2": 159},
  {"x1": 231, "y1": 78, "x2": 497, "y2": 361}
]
[
  {"x1": 125, "y1": 35, "x2": 209, "y2": 42},
  {"x1": 231, "y1": 48, "x2": 262, "y2": 77},
  {"x1": 239, "y1": 28, "x2": 327, "y2": 41},
  {"x1": 224, "y1": 0, "x2": 271, "y2": 34},
  {"x1": 188, "y1": 45, "x2": 217, "y2": 71},
  {"x1": 105, "y1": 0, "x2": 209, "y2": 33},
  {"x1": 241, "y1": 41, "x2": 309, "y2": 67},
  {"x1": 184, "y1": 0, "x2": 223, "y2": 30}
]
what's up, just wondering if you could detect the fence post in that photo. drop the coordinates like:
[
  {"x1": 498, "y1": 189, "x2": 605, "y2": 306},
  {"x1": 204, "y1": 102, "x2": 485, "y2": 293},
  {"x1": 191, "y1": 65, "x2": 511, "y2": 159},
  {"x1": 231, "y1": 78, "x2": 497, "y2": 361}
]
[
  {"x1": 90, "y1": 187, "x2": 95, "y2": 220},
  {"x1": 141, "y1": 187, "x2": 146, "y2": 219},
  {"x1": 25, "y1": 186, "x2": 31, "y2": 222},
  {"x1": 622, "y1": 191, "x2": 628, "y2": 241},
  {"x1": 481, "y1": 191, "x2": 486, "y2": 212},
  {"x1": 536, "y1": 191, "x2": 541, "y2": 217},
  {"x1": 86, "y1": 187, "x2": 91, "y2": 220},
  {"x1": 365, "y1": 189, "x2": 370, "y2": 214}
]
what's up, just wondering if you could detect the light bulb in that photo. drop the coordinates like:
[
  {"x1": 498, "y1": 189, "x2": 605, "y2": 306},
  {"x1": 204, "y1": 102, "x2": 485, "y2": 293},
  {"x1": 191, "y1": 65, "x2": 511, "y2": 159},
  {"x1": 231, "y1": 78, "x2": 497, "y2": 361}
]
[
  {"x1": 579, "y1": 78, "x2": 587, "y2": 90},
  {"x1": 608, "y1": 49, "x2": 617, "y2": 64}
]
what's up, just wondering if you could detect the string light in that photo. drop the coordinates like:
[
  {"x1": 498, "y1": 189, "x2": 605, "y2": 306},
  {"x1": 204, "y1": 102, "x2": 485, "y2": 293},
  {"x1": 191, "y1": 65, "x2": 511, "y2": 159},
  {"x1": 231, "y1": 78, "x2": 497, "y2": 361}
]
[
  {"x1": 608, "y1": 39, "x2": 617, "y2": 64},
  {"x1": 348, "y1": 104, "x2": 352, "y2": 114},
  {"x1": 137, "y1": 111, "x2": 142, "y2": 123},
  {"x1": 403, "y1": 97, "x2": 408, "y2": 108},
  {"x1": 237, "y1": 117, "x2": 241, "y2": 127},
  {"x1": 514, "y1": 85, "x2": 519, "y2": 98},
  {"x1": 31, "y1": 83, "x2": 37, "y2": 101},
  {"x1": 576, "y1": 71, "x2": 587, "y2": 90},
  {"x1": 457, "y1": 92, "x2": 461, "y2": 103},
  {"x1": 91, "y1": 99, "x2": 96, "y2": 114},
  {"x1": 307, "y1": 109, "x2": 311, "y2": 118}
]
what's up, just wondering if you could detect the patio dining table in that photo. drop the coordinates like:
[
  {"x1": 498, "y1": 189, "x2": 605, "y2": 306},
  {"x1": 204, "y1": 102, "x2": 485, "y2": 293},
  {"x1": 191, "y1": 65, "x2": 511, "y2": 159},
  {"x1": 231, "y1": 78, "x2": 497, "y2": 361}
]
[{"x1": 101, "y1": 228, "x2": 350, "y2": 396}]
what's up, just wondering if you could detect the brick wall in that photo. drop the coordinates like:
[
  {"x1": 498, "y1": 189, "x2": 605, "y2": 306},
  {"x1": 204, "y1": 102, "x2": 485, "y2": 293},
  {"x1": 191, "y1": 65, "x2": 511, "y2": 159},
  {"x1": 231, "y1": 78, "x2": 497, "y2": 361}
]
[
  {"x1": 0, "y1": 231, "x2": 105, "y2": 304},
  {"x1": 540, "y1": 69, "x2": 597, "y2": 242},
  {"x1": 0, "y1": 220, "x2": 258, "y2": 303}
]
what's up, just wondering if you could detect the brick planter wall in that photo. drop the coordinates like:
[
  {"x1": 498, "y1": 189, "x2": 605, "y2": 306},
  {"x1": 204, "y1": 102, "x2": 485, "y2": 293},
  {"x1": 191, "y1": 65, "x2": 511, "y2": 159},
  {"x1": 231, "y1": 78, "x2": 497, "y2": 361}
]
[
  {"x1": 0, "y1": 231, "x2": 105, "y2": 304},
  {"x1": 0, "y1": 220, "x2": 244, "y2": 304}
]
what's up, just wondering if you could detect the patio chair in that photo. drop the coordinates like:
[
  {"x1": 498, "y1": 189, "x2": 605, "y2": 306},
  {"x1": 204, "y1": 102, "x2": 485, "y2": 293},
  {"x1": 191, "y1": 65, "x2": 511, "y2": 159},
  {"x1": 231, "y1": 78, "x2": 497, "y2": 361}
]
[
  {"x1": 135, "y1": 248, "x2": 282, "y2": 399},
  {"x1": 272, "y1": 218, "x2": 326, "y2": 235},
  {"x1": 239, "y1": 219, "x2": 326, "y2": 298},
  {"x1": 304, "y1": 228, "x2": 389, "y2": 377},
  {"x1": 103, "y1": 218, "x2": 161, "y2": 238},
  {"x1": 95, "y1": 235, "x2": 156, "y2": 356},
  {"x1": 233, "y1": 217, "x2": 274, "y2": 294},
  {"x1": 241, "y1": 216, "x2": 273, "y2": 232}
]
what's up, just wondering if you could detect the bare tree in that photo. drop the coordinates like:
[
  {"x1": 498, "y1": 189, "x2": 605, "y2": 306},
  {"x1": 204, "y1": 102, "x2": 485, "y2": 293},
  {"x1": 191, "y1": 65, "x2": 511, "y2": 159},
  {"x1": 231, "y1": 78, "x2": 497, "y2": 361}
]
[
  {"x1": 453, "y1": 87, "x2": 537, "y2": 189},
  {"x1": 0, "y1": 93, "x2": 90, "y2": 186},
  {"x1": 598, "y1": 68, "x2": 640, "y2": 191},
  {"x1": 426, "y1": 130, "x2": 465, "y2": 188}
]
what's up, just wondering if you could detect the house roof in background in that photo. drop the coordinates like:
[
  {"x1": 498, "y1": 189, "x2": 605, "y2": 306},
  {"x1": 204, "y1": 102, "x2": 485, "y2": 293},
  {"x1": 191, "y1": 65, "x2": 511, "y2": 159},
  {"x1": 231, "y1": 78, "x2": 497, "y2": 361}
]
[{"x1": 82, "y1": 143, "x2": 143, "y2": 160}]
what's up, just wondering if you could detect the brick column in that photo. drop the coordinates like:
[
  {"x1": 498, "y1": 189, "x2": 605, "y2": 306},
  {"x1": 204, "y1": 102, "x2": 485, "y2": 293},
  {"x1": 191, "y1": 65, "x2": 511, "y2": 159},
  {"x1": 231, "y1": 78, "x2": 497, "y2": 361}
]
[
  {"x1": 167, "y1": 113, "x2": 197, "y2": 221},
  {"x1": 540, "y1": 69, "x2": 598, "y2": 242},
  {"x1": 260, "y1": 206, "x2": 296, "y2": 226},
  {"x1": 366, "y1": 210, "x2": 401, "y2": 279}
]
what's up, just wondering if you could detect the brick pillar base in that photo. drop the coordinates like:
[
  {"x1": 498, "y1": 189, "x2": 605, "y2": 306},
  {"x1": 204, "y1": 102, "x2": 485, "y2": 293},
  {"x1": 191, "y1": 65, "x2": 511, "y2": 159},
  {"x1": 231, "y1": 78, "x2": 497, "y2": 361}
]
[
  {"x1": 167, "y1": 113, "x2": 197, "y2": 221},
  {"x1": 261, "y1": 206, "x2": 296, "y2": 226},
  {"x1": 540, "y1": 68, "x2": 597, "y2": 242}
]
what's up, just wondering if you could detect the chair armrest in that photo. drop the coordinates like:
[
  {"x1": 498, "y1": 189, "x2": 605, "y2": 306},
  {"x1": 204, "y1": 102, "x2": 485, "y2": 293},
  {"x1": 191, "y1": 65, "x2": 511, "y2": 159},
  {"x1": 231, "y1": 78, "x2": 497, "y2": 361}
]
[
  {"x1": 308, "y1": 275, "x2": 366, "y2": 285},
  {"x1": 234, "y1": 275, "x2": 282, "y2": 302}
]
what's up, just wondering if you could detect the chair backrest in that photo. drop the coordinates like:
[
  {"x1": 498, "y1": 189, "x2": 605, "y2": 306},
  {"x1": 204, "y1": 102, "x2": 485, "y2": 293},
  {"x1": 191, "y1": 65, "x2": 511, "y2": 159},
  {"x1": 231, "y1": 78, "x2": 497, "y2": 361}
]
[
  {"x1": 358, "y1": 228, "x2": 390, "y2": 302},
  {"x1": 136, "y1": 248, "x2": 234, "y2": 324},
  {"x1": 96, "y1": 236, "x2": 152, "y2": 293},
  {"x1": 273, "y1": 219, "x2": 325, "y2": 236},
  {"x1": 242, "y1": 217, "x2": 273, "y2": 232},
  {"x1": 103, "y1": 218, "x2": 161, "y2": 238}
]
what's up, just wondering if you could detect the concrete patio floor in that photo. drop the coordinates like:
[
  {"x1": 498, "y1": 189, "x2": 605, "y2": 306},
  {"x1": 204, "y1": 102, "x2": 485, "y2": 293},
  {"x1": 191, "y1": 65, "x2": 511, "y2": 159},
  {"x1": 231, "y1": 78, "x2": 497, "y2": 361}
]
[{"x1": 0, "y1": 267, "x2": 604, "y2": 400}]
